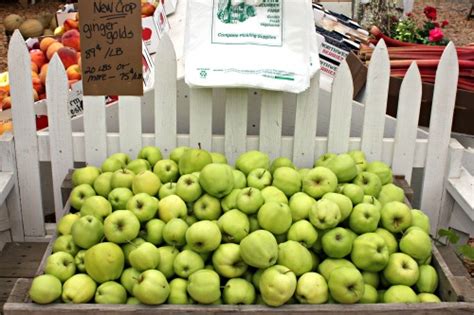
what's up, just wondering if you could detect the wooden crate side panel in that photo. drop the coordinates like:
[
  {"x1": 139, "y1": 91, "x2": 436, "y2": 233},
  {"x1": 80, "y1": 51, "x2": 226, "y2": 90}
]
[
  {"x1": 119, "y1": 96, "x2": 143, "y2": 158},
  {"x1": 224, "y1": 89, "x2": 248, "y2": 165},
  {"x1": 259, "y1": 91, "x2": 283, "y2": 160},
  {"x1": 7, "y1": 31, "x2": 44, "y2": 237},
  {"x1": 83, "y1": 96, "x2": 107, "y2": 166}
]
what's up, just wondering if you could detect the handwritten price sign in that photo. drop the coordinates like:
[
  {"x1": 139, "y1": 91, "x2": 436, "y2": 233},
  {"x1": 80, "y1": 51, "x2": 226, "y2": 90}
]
[{"x1": 79, "y1": 0, "x2": 143, "y2": 95}]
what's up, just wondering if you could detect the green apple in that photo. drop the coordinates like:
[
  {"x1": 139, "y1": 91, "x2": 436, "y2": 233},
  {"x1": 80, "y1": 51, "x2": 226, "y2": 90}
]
[
  {"x1": 170, "y1": 146, "x2": 190, "y2": 164},
  {"x1": 71, "y1": 215, "x2": 104, "y2": 249},
  {"x1": 72, "y1": 166, "x2": 101, "y2": 187},
  {"x1": 362, "y1": 271, "x2": 379, "y2": 289},
  {"x1": 187, "y1": 269, "x2": 221, "y2": 304},
  {"x1": 109, "y1": 153, "x2": 130, "y2": 165},
  {"x1": 74, "y1": 250, "x2": 86, "y2": 272},
  {"x1": 416, "y1": 265, "x2": 438, "y2": 293},
  {"x1": 383, "y1": 253, "x2": 419, "y2": 286},
  {"x1": 348, "y1": 150, "x2": 367, "y2": 173},
  {"x1": 349, "y1": 203, "x2": 380, "y2": 234},
  {"x1": 199, "y1": 163, "x2": 234, "y2": 198},
  {"x1": 272, "y1": 167, "x2": 302, "y2": 197},
  {"x1": 351, "y1": 233, "x2": 389, "y2": 272},
  {"x1": 121, "y1": 237, "x2": 145, "y2": 266},
  {"x1": 261, "y1": 186, "x2": 288, "y2": 204},
  {"x1": 321, "y1": 227, "x2": 353, "y2": 258},
  {"x1": 212, "y1": 243, "x2": 248, "y2": 278},
  {"x1": 353, "y1": 172, "x2": 382, "y2": 197},
  {"x1": 308, "y1": 199, "x2": 341, "y2": 230},
  {"x1": 326, "y1": 153, "x2": 358, "y2": 183},
  {"x1": 375, "y1": 228, "x2": 398, "y2": 254},
  {"x1": 367, "y1": 161, "x2": 393, "y2": 185},
  {"x1": 176, "y1": 174, "x2": 202, "y2": 202},
  {"x1": 270, "y1": 157, "x2": 295, "y2": 174},
  {"x1": 142, "y1": 218, "x2": 165, "y2": 245},
  {"x1": 70, "y1": 184, "x2": 96, "y2": 210},
  {"x1": 185, "y1": 243, "x2": 210, "y2": 262},
  {"x1": 275, "y1": 233, "x2": 287, "y2": 244},
  {"x1": 210, "y1": 152, "x2": 227, "y2": 164},
  {"x1": 217, "y1": 209, "x2": 249, "y2": 243},
  {"x1": 248, "y1": 215, "x2": 260, "y2": 232},
  {"x1": 315, "y1": 153, "x2": 336, "y2": 168},
  {"x1": 252, "y1": 269, "x2": 264, "y2": 291},
  {"x1": 44, "y1": 251, "x2": 75, "y2": 282},
  {"x1": 289, "y1": 192, "x2": 315, "y2": 221},
  {"x1": 384, "y1": 285, "x2": 418, "y2": 303},
  {"x1": 418, "y1": 293, "x2": 441, "y2": 303},
  {"x1": 259, "y1": 265, "x2": 296, "y2": 306},
  {"x1": 126, "y1": 159, "x2": 151, "y2": 175},
  {"x1": 302, "y1": 167, "x2": 338, "y2": 199},
  {"x1": 157, "y1": 246, "x2": 180, "y2": 279},
  {"x1": 129, "y1": 242, "x2": 160, "y2": 271},
  {"x1": 236, "y1": 187, "x2": 264, "y2": 215},
  {"x1": 127, "y1": 297, "x2": 141, "y2": 304},
  {"x1": 240, "y1": 230, "x2": 278, "y2": 268},
  {"x1": 185, "y1": 220, "x2": 221, "y2": 253},
  {"x1": 178, "y1": 148, "x2": 212, "y2": 175},
  {"x1": 221, "y1": 188, "x2": 241, "y2": 212},
  {"x1": 257, "y1": 201, "x2": 292, "y2": 234},
  {"x1": 80, "y1": 196, "x2": 112, "y2": 221},
  {"x1": 193, "y1": 194, "x2": 222, "y2": 220},
  {"x1": 110, "y1": 169, "x2": 135, "y2": 189},
  {"x1": 359, "y1": 284, "x2": 378, "y2": 303},
  {"x1": 287, "y1": 220, "x2": 318, "y2": 248},
  {"x1": 236, "y1": 150, "x2": 270, "y2": 176},
  {"x1": 52, "y1": 235, "x2": 79, "y2": 256},
  {"x1": 328, "y1": 267, "x2": 364, "y2": 304},
  {"x1": 380, "y1": 201, "x2": 412, "y2": 233},
  {"x1": 153, "y1": 159, "x2": 179, "y2": 183},
  {"x1": 101, "y1": 157, "x2": 124, "y2": 173},
  {"x1": 247, "y1": 168, "x2": 272, "y2": 190},
  {"x1": 127, "y1": 193, "x2": 159, "y2": 222},
  {"x1": 95, "y1": 281, "x2": 127, "y2": 304},
  {"x1": 132, "y1": 170, "x2": 161, "y2": 196},
  {"x1": 232, "y1": 170, "x2": 247, "y2": 189},
  {"x1": 120, "y1": 267, "x2": 140, "y2": 295},
  {"x1": 29, "y1": 274, "x2": 62, "y2": 304},
  {"x1": 298, "y1": 168, "x2": 311, "y2": 178},
  {"x1": 362, "y1": 195, "x2": 382, "y2": 212},
  {"x1": 158, "y1": 195, "x2": 187, "y2": 222},
  {"x1": 138, "y1": 146, "x2": 162, "y2": 166},
  {"x1": 85, "y1": 242, "x2": 124, "y2": 283},
  {"x1": 163, "y1": 218, "x2": 189, "y2": 246},
  {"x1": 322, "y1": 192, "x2": 353, "y2": 221},
  {"x1": 168, "y1": 278, "x2": 192, "y2": 304},
  {"x1": 411, "y1": 209, "x2": 431, "y2": 234},
  {"x1": 377, "y1": 290, "x2": 386, "y2": 302},
  {"x1": 62, "y1": 274, "x2": 96, "y2": 303},
  {"x1": 104, "y1": 210, "x2": 140, "y2": 243},
  {"x1": 318, "y1": 258, "x2": 356, "y2": 281},
  {"x1": 133, "y1": 270, "x2": 170, "y2": 305},
  {"x1": 173, "y1": 250, "x2": 205, "y2": 278},
  {"x1": 278, "y1": 240, "x2": 313, "y2": 276},
  {"x1": 295, "y1": 272, "x2": 328, "y2": 304},
  {"x1": 57, "y1": 213, "x2": 80, "y2": 235},
  {"x1": 399, "y1": 227, "x2": 432, "y2": 263},
  {"x1": 378, "y1": 183, "x2": 404, "y2": 205},
  {"x1": 223, "y1": 278, "x2": 255, "y2": 304},
  {"x1": 159, "y1": 182, "x2": 177, "y2": 199},
  {"x1": 341, "y1": 183, "x2": 364, "y2": 205},
  {"x1": 107, "y1": 187, "x2": 133, "y2": 210}
]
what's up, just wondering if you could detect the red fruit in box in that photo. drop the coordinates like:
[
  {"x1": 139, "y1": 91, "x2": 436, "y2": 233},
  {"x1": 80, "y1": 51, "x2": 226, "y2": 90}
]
[
  {"x1": 62, "y1": 29, "x2": 81, "y2": 52},
  {"x1": 32, "y1": 77, "x2": 44, "y2": 95},
  {"x1": 66, "y1": 64, "x2": 81, "y2": 81},
  {"x1": 63, "y1": 19, "x2": 79, "y2": 31},
  {"x1": 141, "y1": 3, "x2": 156, "y2": 16},
  {"x1": 30, "y1": 49, "x2": 47, "y2": 69},
  {"x1": 57, "y1": 47, "x2": 78, "y2": 69}
]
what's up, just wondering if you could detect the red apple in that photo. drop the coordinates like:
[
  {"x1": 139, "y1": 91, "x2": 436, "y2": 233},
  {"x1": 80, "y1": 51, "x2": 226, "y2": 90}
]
[
  {"x1": 61, "y1": 29, "x2": 81, "y2": 52},
  {"x1": 141, "y1": 3, "x2": 156, "y2": 16},
  {"x1": 57, "y1": 47, "x2": 78, "y2": 69},
  {"x1": 30, "y1": 49, "x2": 47, "y2": 69},
  {"x1": 66, "y1": 64, "x2": 81, "y2": 81}
]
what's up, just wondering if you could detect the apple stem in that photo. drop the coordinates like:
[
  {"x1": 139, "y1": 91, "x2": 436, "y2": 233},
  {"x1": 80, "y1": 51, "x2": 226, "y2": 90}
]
[{"x1": 198, "y1": 142, "x2": 202, "y2": 150}]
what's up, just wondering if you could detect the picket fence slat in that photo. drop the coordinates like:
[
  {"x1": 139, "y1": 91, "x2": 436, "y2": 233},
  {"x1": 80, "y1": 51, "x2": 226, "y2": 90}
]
[
  {"x1": 293, "y1": 73, "x2": 319, "y2": 168},
  {"x1": 391, "y1": 62, "x2": 422, "y2": 183},
  {"x1": 420, "y1": 42, "x2": 459, "y2": 234},
  {"x1": 46, "y1": 56, "x2": 74, "y2": 220},
  {"x1": 119, "y1": 96, "x2": 142, "y2": 158},
  {"x1": 83, "y1": 96, "x2": 107, "y2": 166},
  {"x1": 328, "y1": 61, "x2": 353, "y2": 154},
  {"x1": 259, "y1": 91, "x2": 283, "y2": 160},
  {"x1": 189, "y1": 88, "x2": 213, "y2": 151},
  {"x1": 8, "y1": 31, "x2": 44, "y2": 237},
  {"x1": 361, "y1": 39, "x2": 391, "y2": 161},
  {"x1": 224, "y1": 89, "x2": 248, "y2": 165},
  {"x1": 154, "y1": 35, "x2": 177, "y2": 156}
]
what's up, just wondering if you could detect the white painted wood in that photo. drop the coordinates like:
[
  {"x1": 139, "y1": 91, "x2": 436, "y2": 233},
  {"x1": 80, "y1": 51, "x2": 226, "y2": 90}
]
[
  {"x1": 446, "y1": 168, "x2": 474, "y2": 220},
  {"x1": 119, "y1": 96, "x2": 142, "y2": 158},
  {"x1": 293, "y1": 73, "x2": 319, "y2": 168},
  {"x1": 447, "y1": 139, "x2": 465, "y2": 178},
  {"x1": 448, "y1": 202, "x2": 474, "y2": 236},
  {"x1": 189, "y1": 88, "x2": 213, "y2": 151},
  {"x1": 0, "y1": 203, "x2": 10, "y2": 231},
  {"x1": 46, "y1": 55, "x2": 74, "y2": 221},
  {"x1": 8, "y1": 31, "x2": 44, "y2": 237},
  {"x1": 259, "y1": 91, "x2": 283, "y2": 160},
  {"x1": 0, "y1": 172, "x2": 13, "y2": 207},
  {"x1": 420, "y1": 42, "x2": 459, "y2": 235},
  {"x1": 224, "y1": 89, "x2": 248, "y2": 165},
  {"x1": 328, "y1": 61, "x2": 353, "y2": 154},
  {"x1": 0, "y1": 229, "x2": 11, "y2": 251},
  {"x1": 361, "y1": 39, "x2": 391, "y2": 161},
  {"x1": 392, "y1": 62, "x2": 422, "y2": 183},
  {"x1": 154, "y1": 35, "x2": 177, "y2": 157},
  {"x1": 83, "y1": 96, "x2": 107, "y2": 166}
]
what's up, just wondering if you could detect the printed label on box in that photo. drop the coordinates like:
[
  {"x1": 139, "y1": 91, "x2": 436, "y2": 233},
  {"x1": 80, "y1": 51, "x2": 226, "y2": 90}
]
[
  {"x1": 319, "y1": 58, "x2": 338, "y2": 78},
  {"x1": 320, "y1": 41, "x2": 349, "y2": 63},
  {"x1": 142, "y1": 16, "x2": 160, "y2": 55}
]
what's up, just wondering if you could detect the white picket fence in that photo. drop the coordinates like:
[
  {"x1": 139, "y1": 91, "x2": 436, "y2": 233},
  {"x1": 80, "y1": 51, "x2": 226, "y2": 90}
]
[{"x1": 0, "y1": 29, "x2": 467, "y2": 243}]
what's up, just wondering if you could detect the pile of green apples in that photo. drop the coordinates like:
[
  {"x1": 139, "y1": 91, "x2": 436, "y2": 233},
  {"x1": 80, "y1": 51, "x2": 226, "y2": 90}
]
[{"x1": 28, "y1": 147, "x2": 441, "y2": 306}]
